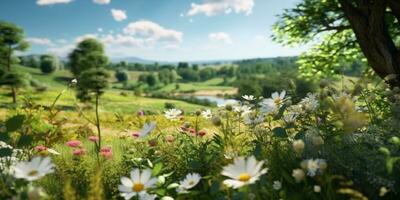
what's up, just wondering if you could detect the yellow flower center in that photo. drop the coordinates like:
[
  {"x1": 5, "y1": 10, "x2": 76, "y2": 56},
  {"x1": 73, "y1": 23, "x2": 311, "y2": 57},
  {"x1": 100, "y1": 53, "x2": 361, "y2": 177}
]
[
  {"x1": 132, "y1": 183, "x2": 144, "y2": 192},
  {"x1": 188, "y1": 181, "x2": 195, "y2": 185},
  {"x1": 238, "y1": 173, "x2": 251, "y2": 182},
  {"x1": 274, "y1": 98, "x2": 282, "y2": 105},
  {"x1": 28, "y1": 170, "x2": 39, "y2": 176}
]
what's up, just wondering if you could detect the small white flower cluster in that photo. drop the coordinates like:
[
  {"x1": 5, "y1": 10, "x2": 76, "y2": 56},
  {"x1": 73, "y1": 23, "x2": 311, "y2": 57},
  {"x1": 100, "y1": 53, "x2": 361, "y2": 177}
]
[
  {"x1": 164, "y1": 109, "x2": 182, "y2": 120},
  {"x1": 301, "y1": 158, "x2": 327, "y2": 177},
  {"x1": 0, "y1": 141, "x2": 24, "y2": 173}
]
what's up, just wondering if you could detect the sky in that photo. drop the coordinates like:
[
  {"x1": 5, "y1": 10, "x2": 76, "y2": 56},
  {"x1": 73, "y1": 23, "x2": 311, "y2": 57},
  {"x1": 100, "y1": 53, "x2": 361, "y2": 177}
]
[{"x1": 0, "y1": 0, "x2": 306, "y2": 62}]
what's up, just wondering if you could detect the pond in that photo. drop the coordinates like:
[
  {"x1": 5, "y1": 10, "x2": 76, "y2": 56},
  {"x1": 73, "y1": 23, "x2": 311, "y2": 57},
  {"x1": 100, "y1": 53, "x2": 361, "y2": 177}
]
[{"x1": 181, "y1": 95, "x2": 237, "y2": 106}]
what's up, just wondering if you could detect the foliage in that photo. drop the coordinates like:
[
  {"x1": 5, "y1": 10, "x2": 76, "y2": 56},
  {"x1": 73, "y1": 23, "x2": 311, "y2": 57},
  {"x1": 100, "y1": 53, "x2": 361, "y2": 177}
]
[
  {"x1": 115, "y1": 69, "x2": 129, "y2": 83},
  {"x1": 40, "y1": 54, "x2": 58, "y2": 74}
]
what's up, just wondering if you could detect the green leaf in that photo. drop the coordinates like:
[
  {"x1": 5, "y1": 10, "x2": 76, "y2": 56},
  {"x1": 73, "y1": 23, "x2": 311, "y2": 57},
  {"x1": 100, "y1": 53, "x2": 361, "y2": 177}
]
[
  {"x1": 152, "y1": 162, "x2": 163, "y2": 176},
  {"x1": 154, "y1": 188, "x2": 166, "y2": 196},
  {"x1": 0, "y1": 132, "x2": 10, "y2": 142},
  {"x1": 273, "y1": 127, "x2": 287, "y2": 138},
  {"x1": 0, "y1": 148, "x2": 13, "y2": 157},
  {"x1": 17, "y1": 135, "x2": 33, "y2": 147},
  {"x1": 294, "y1": 131, "x2": 306, "y2": 140},
  {"x1": 6, "y1": 115, "x2": 25, "y2": 132}
]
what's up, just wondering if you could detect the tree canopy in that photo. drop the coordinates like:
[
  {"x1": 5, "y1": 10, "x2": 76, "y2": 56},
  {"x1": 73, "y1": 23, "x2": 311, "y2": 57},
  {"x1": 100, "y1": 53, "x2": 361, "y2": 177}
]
[{"x1": 273, "y1": 0, "x2": 400, "y2": 86}]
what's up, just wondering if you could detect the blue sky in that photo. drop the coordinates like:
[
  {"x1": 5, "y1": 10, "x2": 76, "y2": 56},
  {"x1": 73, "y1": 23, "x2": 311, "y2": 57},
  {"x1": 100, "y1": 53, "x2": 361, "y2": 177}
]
[{"x1": 0, "y1": 0, "x2": 306, "y2": 61}]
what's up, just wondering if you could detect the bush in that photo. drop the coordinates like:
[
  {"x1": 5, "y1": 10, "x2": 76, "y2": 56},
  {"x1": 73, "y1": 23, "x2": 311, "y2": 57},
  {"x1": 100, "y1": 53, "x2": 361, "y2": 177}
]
[{"x1": 40, "y1": 54, "x2": 58, "y2": 74}]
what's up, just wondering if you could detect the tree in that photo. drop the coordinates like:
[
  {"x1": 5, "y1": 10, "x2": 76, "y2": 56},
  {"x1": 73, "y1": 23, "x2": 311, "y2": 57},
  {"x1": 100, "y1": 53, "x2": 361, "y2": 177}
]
[
  {"x1": 68, "y1": 38, "x2": 108, "y2": 77},
  {"x1": 40, "y1": 54, "x2": 58, "y2": 74},
  {"x1": 273, "y1": 0, "x2": 400, "y2": 86},
  {"x1": 115, "y1": 69, "x2": 129, "y2": 83},
  {"x1": 68, "y1": 38, "x2": 109, "y2": 102},
  {"x1": 0, "y1": 21, "x2": 29, "y2": 103},
  {"x1": 146, "y1": 73, "x2": 158, "y2": 87}
]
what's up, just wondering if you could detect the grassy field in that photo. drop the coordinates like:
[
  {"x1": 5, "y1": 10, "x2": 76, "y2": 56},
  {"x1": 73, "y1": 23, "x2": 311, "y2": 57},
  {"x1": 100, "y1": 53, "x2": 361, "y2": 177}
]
[{"x1": 0, "y1": 66, "x2": 229, "y2": 115}]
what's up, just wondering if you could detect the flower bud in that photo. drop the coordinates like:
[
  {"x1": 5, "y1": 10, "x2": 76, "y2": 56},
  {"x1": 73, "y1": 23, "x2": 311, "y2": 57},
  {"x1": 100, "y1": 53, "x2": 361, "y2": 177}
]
[
  {"x1": 211, "y1": 116, "x2": 222, "y2": 126},
  {"x1": 292, "y1": 139, "x2": 305, "y2": 154}
]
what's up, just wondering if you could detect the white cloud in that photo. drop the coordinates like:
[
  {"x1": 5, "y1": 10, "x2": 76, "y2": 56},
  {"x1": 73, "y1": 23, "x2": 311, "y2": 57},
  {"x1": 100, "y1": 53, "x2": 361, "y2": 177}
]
[
  {"x1": 57, "y1": 39, "x2": 68, "y2": 44},
  {"x1": 46, "y1": 44, "x2": 74, "y2": 57},
  {"x1": 26, "y1": 37, "x2": 54, "y2": 46},
  {"x1": 98, "y1": 28, "x2": 103, "y2": 32},
  {"x1": 111, "y1": 9, "x2": 127, "y2": 21},
  {"x1": 93, "y1": 0, "x2": 110, "y2": 5},
  {"x1": 187, "y1": 0, "x2": 254, "y2": 16},
  {"x1": 123, "y1": 20, "x2": 183, "y2": 43},
  {"x1": 36, "y1": 0, "x2": 73, "y2": 5},
  {"x1": 209, "y1": 32, "x2": 233, "y2": 44}
]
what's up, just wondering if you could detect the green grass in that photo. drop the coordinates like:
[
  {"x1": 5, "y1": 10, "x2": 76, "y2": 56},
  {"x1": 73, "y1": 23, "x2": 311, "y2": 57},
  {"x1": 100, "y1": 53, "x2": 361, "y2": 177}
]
[{"x1": 0, "y1": 66, "x2": 211, "y2": 114}]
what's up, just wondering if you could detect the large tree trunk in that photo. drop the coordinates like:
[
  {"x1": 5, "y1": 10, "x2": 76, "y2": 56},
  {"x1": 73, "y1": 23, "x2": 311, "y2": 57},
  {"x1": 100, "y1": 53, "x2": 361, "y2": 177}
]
[{"x1": 339, "y1": 0, "x2": 400, "y2": 86}]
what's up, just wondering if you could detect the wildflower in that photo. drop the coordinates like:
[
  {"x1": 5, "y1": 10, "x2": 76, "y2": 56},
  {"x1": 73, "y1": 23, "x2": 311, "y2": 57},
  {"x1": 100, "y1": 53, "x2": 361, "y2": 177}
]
[
  {"x1": 137, "y1": 111, "x2": 145, "y2": 116},
  {"x1": 221, "y1": 156, "x2": 268, "y2": 189},
  {"x1": 148, "y1": 139, "x2": 157, "y2": 147},
  {"x1": 138, "y1": 192, "x2": 157, "y2": 200},
  {"x1": 100, "y1": 147, "x2": 112, "y2": 159},
  {"x1": 201, "y1": 109, "x2": 212, "y2": 119},
  {"x1": 301, "y1": 159, "x2": 327, "y2": 177},
  {"x1": 177, "y1": 173, "x2": 201, "y2": 194},
  {"x1": 73, "y1": 149, "x2": 85, "y2": 156},
  {"x1": 243, "y1": 113, "x2": 264, "y2": 125},
  {"x1": 71, "y1": 79, "x2": 77, "y2": 84},
  {"x1": 35, "y1": 145, "x2": 60, "y2": 156},
  {"x1": 89, "y1": 135, "x2": 99, "y2": 142},
  {"x1": 197, "y1": 130, "x2": 206, "y2": 137},
  {"x1": 299, "y1": 93, "x2": 319, "y2": 112},
  {"x1": 292, "y1": 169, "x2": 305, "y2": 183},
  {"x1": 233, "y1": 105, "x2": 252, "y2": 116},
  {"x1": 164, "y1": 109, "x2": 182, "y2": 120},
  {"x1": 292, "y1": 139, "x2": 305, "y2": 154},
  {"x1": 134, "y1": 122, "x2": 156, "y2": 139},
  {"x1": 272, "y1": 181, "x2": 282, "y2": 190},
  {"x1": 161, "y1": 197, "x2": 174, "y2": 200},
  {"x1": 379, "y1": 187, "x2": 389, "y2": 197},
  {"x1": 242, "y1": 95, "x2": 256, "y2": 101},
  {"x1": 259, "y1": 91, "x2": 287, "y2": 114},
  {"x1": 314, "y1": 185, "x2": 321, "y2": 193},
  {"x1": 66, "y1": 140, "x2": 81, "y2": 148},
  {"x1": 283, "y1": 112, "x2": 297, "y2": 123},
  {"x1": 12, "y1": 157, "x2": 54, "y2": 181},
  {"x1": 118, "y1": 168, "x2": 158, "y2": 199},
  {"x1": 211, "y1": 116, "x2": 222, "y2": 126}
]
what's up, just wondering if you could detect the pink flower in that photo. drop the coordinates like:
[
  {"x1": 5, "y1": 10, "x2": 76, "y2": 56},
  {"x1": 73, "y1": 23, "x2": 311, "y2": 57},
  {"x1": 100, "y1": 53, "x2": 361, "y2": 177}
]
[
  {"x1": 35, "y1": 145, "x2": 47, "y2": 152},
  {"x1": 88, "y1": 136, "x2": 99, "y2": 142},
  {"x1": 131, "y1": 131, "x2": 140, "y2": 138},
  {"x1": 137, "y1": 111, "x2": 145, "y2": 116},
  {"x1": 100, "y1": 147, "x2": 112, "y2": 159},
  {"x1": 66, "y1": 140, "x2": 81, "y2": 148},
  {"x1": 148, "y1": 139, "x2": 157, "y2": 147},
  {"x1": 198, "y1": 130, "x2": 207, "y2": 137},
  {"x1": 73, "y1": 148, "x2": 85, "y2": 156}
]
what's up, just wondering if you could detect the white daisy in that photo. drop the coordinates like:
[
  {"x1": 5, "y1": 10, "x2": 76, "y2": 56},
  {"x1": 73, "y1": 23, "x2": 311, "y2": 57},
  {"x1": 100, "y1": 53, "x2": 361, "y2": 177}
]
[
  {"x1": 299, "y1": 93, "x2": 319, "y2": 112},
  {"x1": 139, "y1": 192, "x2": 157, "y2": 200},
  {"x1": 136, "y1": 122, "x2": 156, "y2": 138},
  {"x1": 233, "y1": 105, "x2": 252, "y2": 116},
  {"x1": 201, "y1": 110, "x2": 212, "y2": 119},
  {"x1": 301, "y1": 159, "x2": 327, "y2": 177},
  {"x1": 118, "y1": 168, "x2": 158, "y2": 200},
  {"x1": 164, "y1": 109, "x2": 182, "y2": 120},
  {"x1": 221, "y1": 156, "x2": 268, "y2": 189},
  {"x1": 177, "y1": 173, "x2": 201, "y2": 194},
  {"x1": 71, "y1": 78, "x2": 77, "y2": 84},
  {"x1": 259, "y1": 91, "x2": 286, "y2": 114},
  {"x1": 242, "y1": 95, "x2": 256, "y2": 101},
  {"x1": 243, "y1": 113, "x2": 264, "y2": 125},
  {"x1": 12, "y1": 157, "x2": 55, "y2": 181},
  {"x1": 272, "y1": 180, "x2": 282, "y2": 190},
  {"x1": 291, "y1": 169, "x2": 305, "y2": 183}
]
